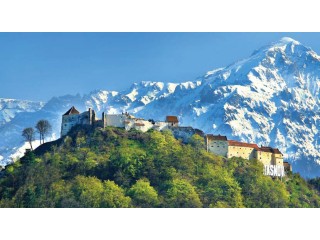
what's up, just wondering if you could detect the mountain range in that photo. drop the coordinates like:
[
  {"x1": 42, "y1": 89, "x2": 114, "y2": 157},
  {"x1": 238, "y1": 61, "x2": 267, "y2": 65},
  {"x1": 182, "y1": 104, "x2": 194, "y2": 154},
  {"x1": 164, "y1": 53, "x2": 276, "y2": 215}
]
[{"x1": 0, "y1": 37, "x2": 319, "y2": 178}]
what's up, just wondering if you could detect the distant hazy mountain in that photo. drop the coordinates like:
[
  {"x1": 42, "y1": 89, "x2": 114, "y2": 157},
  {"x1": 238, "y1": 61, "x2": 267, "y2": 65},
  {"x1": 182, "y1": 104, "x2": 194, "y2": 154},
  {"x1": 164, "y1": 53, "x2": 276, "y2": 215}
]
[
  {"x1": 1, "y1": 37, "x2": 319, "y2": 178},
  {"x1": 0, "y1": 98, "x2": 44, "y2": 126}
]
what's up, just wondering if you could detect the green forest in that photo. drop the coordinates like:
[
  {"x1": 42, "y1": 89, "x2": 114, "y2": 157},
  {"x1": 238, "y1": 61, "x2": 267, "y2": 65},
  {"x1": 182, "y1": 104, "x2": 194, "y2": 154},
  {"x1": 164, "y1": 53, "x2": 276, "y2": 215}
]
[{"x1": 1, "y1": 126, "x2": 320, "y2": 208}]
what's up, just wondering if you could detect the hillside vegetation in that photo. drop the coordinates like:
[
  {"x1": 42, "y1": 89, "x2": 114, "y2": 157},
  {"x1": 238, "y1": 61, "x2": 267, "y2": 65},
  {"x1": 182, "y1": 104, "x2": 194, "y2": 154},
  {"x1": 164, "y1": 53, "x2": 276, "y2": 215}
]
[{"x1": 1, "y1": 126, "x2": 320, "y2": 208}]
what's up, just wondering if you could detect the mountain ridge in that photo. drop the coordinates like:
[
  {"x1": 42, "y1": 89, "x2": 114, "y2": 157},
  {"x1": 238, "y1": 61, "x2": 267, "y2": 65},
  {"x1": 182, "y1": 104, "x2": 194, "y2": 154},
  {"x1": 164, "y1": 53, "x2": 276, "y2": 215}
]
[{"x1": 1, "y1": 37, "x2": 320, "y2": 178}]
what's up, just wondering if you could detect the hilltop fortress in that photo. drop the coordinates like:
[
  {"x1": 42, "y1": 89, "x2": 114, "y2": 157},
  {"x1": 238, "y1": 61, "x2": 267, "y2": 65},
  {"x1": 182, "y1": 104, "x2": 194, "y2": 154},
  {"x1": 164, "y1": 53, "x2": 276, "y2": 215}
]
[
  {"x1": 61, "y1": 107, "x2": 291, "y2": 177},
  {"x1": 61, "y1": 106, "x2": 200, "y2": 143}
]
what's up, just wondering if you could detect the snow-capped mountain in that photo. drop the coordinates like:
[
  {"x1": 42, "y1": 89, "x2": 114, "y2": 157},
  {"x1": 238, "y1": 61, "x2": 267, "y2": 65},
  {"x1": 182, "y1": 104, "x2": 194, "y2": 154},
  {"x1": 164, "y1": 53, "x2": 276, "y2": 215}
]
[
  {"x1": 0, "y1": 98, "x2": 44, "y2": 126},
  {"x1": 0, "y1": 37, "x2": 319, "y2": 177}
]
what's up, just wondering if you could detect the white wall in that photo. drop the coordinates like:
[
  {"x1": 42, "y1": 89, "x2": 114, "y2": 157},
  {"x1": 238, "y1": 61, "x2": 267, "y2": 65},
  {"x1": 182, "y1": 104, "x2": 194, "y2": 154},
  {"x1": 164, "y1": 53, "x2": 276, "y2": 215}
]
[
  {"x1": 227, "y1": 146, "x2": 256, "y2": 160},
  {"x1": 153, "y1": 121, "x2": 169, "y2": 131},
  {"x1": 125, "y1": 118, "x2": 154, "y2": 132},
  {"x1": 207, "y1": 139, "x2": 228, "y2": 157},
  {"x1": 106, "y1": 114, "x2": 127, "y2": 128},
  {"x1": 61, "y1": 111, "x2": 91, "y2": 137},
  {"x1": 61, "y1": 115, "x2": 80, "y2": 136}
]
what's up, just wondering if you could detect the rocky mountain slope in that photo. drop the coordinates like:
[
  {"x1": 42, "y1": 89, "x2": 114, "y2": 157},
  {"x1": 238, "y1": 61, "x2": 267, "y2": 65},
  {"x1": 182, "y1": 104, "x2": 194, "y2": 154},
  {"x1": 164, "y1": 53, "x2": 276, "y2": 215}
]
[{"x1": 0, "y1": 37, "x2": 319, "y2": 177}]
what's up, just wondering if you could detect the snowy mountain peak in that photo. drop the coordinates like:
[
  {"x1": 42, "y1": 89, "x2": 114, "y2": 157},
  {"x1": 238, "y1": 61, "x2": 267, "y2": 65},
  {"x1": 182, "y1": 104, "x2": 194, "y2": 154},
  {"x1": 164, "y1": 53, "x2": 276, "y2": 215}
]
[
  {"x1": 279, "y1": 37, "x2": 301, "y2": 45},
  {"x1": 250, "y1": 37, "x2": 309, "y2": 58},
  {"x1": 1, "y1": 37, "x2": 320, "y2": 177}
]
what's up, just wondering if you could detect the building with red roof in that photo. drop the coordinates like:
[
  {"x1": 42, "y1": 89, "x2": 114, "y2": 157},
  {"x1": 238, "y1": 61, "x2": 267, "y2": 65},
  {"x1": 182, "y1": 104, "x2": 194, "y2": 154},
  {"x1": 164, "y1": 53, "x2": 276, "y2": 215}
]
[{"x1": 206, "y1": 134, "x2": 284, "y2": 167}]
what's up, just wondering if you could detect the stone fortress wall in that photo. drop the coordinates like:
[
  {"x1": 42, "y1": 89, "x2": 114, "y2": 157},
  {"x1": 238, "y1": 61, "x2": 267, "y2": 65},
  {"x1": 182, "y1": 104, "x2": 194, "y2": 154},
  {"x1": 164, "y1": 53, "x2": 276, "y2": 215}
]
[
  {"x1": 206, "y1": 135, "x2": 284, "y2": 167},
  {"x1": 60, "y1": 106, "x2": 291, "y2": 175}
]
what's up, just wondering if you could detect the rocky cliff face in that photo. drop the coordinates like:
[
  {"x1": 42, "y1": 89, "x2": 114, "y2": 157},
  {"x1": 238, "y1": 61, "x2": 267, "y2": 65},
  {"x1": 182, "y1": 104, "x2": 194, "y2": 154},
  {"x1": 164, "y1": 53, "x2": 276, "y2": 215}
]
[{"x1": 1, "y1": 37, "x2": 319, "y2": 177}]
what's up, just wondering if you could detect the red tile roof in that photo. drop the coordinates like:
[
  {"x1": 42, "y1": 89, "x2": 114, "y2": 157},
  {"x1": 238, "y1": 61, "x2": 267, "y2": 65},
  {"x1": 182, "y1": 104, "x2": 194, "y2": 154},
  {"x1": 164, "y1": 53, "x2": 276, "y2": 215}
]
[
  {"x1": 166, "y1": 116, "x2": 179, "y2": 123},
  {"x1": 63, "y1": 106, "x2": 80, "y2": 116},
  {"x1": 135, "y1": 123, "x2": 145, "y2": 127},
  {"x1": 259, "y1": 146, "x2": 273, "y2": 153},
  {"x1": 272, "y1": 148, "x2": 282, "y2": 154},
  {"x1": 258, "y1": 146, "x2": 283, "y2": 154},
  {"x1": 207, "y1": 134, "x2": 227, "y2": 141},
  {"x1": 228, "y1": 140, "x2": 259, "y2": 150}
]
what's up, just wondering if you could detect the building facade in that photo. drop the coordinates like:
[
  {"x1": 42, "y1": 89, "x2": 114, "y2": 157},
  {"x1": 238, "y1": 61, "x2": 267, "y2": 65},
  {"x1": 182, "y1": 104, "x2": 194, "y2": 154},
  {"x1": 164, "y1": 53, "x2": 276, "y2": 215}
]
[
  {"x1": 283, "y1": 161, "x2": 292, "y2": 172},
  {"x1": 60, "y1": 107, "x2": 181, "y2": 136},
  {"x1": 61, "y1": 107, "x2": 108, "y2": 137},
  {"x1": 227, "y1": 140, "x2": 259, "y2": 160},
  {"x1": 206, "y1": 134, "x2": 228, "y2": 157},
  {"x1": 105, "y1": 114, "x2": 129, "y2": 128},
  {"x1": 206, "y1": 134, "x2": 286, "y2": 176},
  {"x1": 166, "y1": 116, "x2": 179, "y2": 127},
  {"x1": 61, "y1": 107, "x2": 95, "y2": 137},
  {"x1": 258, "y1": 147, "x2": 284, "y2": 166},
  {"x1": 125, "y1": 117, "x2": 155, "y2": 132}
]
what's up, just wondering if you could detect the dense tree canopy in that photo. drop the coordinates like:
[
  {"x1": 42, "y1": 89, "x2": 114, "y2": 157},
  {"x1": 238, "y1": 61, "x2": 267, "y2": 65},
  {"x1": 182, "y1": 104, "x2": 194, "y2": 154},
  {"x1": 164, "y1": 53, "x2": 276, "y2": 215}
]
[
  {"x1": 1, "y1": 126, "x2": 320, "y2": 208},
  {"x1": 128, "y1": 179, "x2": 159, "y2": 207}
]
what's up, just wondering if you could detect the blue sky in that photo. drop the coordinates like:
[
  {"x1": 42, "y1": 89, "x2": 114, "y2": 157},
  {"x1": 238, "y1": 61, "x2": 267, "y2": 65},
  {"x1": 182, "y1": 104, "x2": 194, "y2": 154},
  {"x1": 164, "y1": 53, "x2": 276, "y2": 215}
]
[{"x1": 1, "y1": 32, "x2": 320, "y2": 101}]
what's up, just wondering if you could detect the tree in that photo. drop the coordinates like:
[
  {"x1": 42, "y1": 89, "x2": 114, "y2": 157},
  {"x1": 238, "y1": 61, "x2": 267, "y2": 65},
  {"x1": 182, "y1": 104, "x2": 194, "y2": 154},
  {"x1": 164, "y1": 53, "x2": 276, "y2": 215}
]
[
  {"x1": 72, "y1": 176, "x2": 104, "y2": 208},
  {"x1": 22, "y1": 127, "x2": 35, "y2": 150},
  {"x1": 24, "y1": 150, "x2": 36, "y2": 165},
  {"x1": 35, "y1": 120, "x2": 52, "y2": 144},
  {"x1": 70, "y1": 176, "x2": 131, "y2": 208},
  {"x1": 198, "y1": 167, "x2": 244, "y2": 207},
  {"x1": 22, "y1": 186, "x2": 37, "y2": 207},
  {"x1": 128, "y1": 179, "x2": 159, "y2": 207},
  {"x1": 76, "y1": 135, "x2": 86, "y2": 149},
  {"x1": 189, "y1": 134, "x2": 205, "y2": 152},
  {"x1": 101, "y1": 180, "x2": 131, "y2": 208},
  {"x1": 110, "y1": 141, "x2": 146, "y2": 186},
  {"x1": 166, "y1": 179, "x2": 202, "y2": 208}
]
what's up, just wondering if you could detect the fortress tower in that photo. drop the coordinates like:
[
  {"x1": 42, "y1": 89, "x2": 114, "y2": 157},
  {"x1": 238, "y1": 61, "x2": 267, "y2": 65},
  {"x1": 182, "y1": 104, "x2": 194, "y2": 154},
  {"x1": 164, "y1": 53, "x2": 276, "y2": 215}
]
[{"x1": 60, "y1": 106, "x2": 96, "y2": 137}]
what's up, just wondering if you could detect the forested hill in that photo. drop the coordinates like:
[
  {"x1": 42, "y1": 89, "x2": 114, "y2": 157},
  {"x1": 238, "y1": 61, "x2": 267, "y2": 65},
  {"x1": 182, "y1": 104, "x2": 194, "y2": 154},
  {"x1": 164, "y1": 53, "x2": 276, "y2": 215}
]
[{"x1": 1, "y1": 126, "x2": 320, "y2": 208}]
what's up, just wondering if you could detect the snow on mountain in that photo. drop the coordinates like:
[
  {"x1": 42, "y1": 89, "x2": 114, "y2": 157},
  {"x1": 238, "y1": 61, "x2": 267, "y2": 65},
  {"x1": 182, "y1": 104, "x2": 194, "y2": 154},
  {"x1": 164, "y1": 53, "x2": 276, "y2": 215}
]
[
  {"x1": 0, "y1": 37, "x2": 320, "y2": 178},
  {"x1": 0, "y1": 98, "x2": 44, "y2": 126}
]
